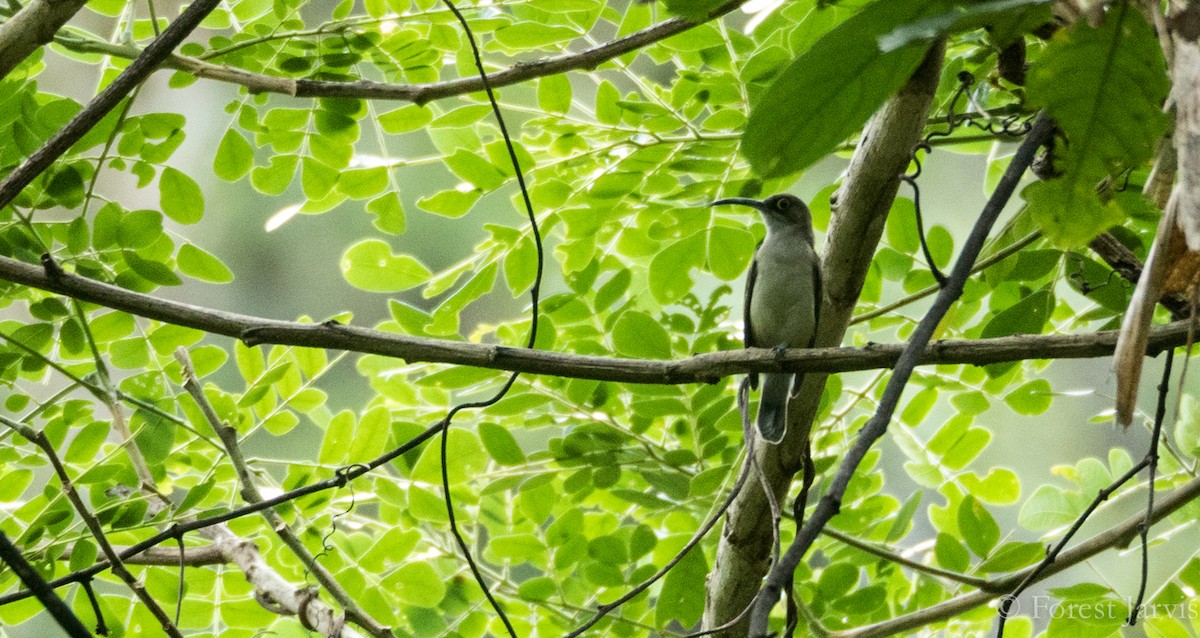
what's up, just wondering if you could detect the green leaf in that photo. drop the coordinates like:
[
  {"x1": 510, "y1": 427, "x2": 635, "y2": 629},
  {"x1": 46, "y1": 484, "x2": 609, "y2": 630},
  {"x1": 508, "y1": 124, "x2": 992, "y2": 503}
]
[
  {"x1": 1005, "y1": 379, "x2": 1053, "y2": 415},
  {"x1": 340, "y1": 239, "x2": 432, "y2": 292},
  {"x1": 977, "y1": 541, "x2": 1043, "y2": 572},
  {"x1": 537, "y1": 74, "x2": 572, "y2": 115},
  {"x1": 649, "y1": 232, "x2": 705, "y2": 305},
  {"x1": 177, "y1": 244, "x2": 233, "y2": 283},
  {"x1": 934, "y1": 532, "x2": 970, "y2": 572},
  {"x1": 663, "y1": 0, "x2": 726, "y2": 20},
  {"x1": 900, "y1": 387, "x2": 937, "y2": 426},
  {"x1": 656, "y1": 545, "x2": 706, "y2": 629},
  {"x1": 1018, "y1": 484, "x2": 1076, "y2": 531},
  {"x1": 411, "y1": 429, "x2": 487, "y2": 485},
  {"x1": 301, "y1": 156, "x2": 338, "y2": 199},
  {"x1": 45, "y1": 164, "x2": 85, "y2": 208},
  {"x1": 160, "y1": 166, "x2": 205, "y2": 224},
  {"x1": 213, "y1": 129, "x2": 254, "y2": 182},
  {"x1": 961, "y1": 468, "x2": 1020, "y2": 505},
  {"x1": 346, "y1": 405, "x2": 390, "y2": 464},
  {"x1": 517, "y1": 576, "x2": 556, "y2": 602},
  {"x1": 176, "y1": 478, "x2": 214, "y2": 513},
  {"x1": 1024, "y1": 178, "x2": 1125, "y2": 248},
  {"x1": 68, "y1": 540, "x2": 98, "y2": 573},
  {"x1": 886, "y1": 491, "x2": 922, "y2": 541},
  {"x1": 445, "y1": 149, "x2": 506, "y2": 190},
  {"x1": 957, "y1": 495, "x2": 999, "y2": 556},
  {"x1": 980, "y1": 290, "x2": 1054, "y2": 338},
  {"x1": 706, "y1": 226, "x2": 755, "y2": 281},
  {"x1": 612, "y1": 311, "x2": 671, "y2": 359},
  {"x1": 595, "y1": 269, "x2": 631, "y2": 313},
  {"x1": 123, "y1": 251, "x2": 182, "y2": 286},
  {"x1": 367, "y1": 192, "x2": 405, "y2": 234},
  {"x1": 504, "y1": 236, "x2": 538, "y2": 297},
  {"x1": 65, "y1": 421, "x2": 109, "y2": 463},
  {"x1": 742, "y1": 0, "x2": 951, "y2": 177},
  {"x1": 1176, "y1": 395, "x2": 1200, "y2": 458},
  {"x1": 319, "y1": 410, "x2": 354, "y2": 465},
  {"x1": 117, "y1": 209, "x2": 164, "y2": 249},
  {"x1": 1028, "y1": 3, "x2": 1169, "y2": 178},
  {"x1": 479, "y1": 422, "x2": 525, "y2": 466},
  {"x1": 417, "y1": 189, "x2": 480, "y2": 218},
  {"x1": 1025, "y1": 3, "x2": 1168, "y2": 247},
  {"x1": 338, "y1": 167, "x2": 388, "y2": 200},
  {"x1": 378, "y1": 104, "x2": 433, "y2": 134},
  {"x1": 494, "y1": 23, "x2": 578, "y2": 49},
  {"x1": 251, "y1": 154, "x2": 298, "y2": 195},
  {"x1": 387, "y1": 562, "x2": 446, "y2": 607}
]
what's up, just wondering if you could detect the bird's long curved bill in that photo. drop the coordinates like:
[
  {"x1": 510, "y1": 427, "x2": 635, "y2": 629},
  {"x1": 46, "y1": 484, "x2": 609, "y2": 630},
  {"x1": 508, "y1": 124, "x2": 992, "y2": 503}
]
[{"x1": 709, "y1": 197, "x2": 763, "y2": 208}]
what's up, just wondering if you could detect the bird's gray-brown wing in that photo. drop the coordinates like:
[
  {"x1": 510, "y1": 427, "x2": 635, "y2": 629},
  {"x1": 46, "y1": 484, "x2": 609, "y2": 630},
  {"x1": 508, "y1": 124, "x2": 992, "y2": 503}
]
[{"x1": 744, "y1": 246, "x2": 761, "y2": 390}]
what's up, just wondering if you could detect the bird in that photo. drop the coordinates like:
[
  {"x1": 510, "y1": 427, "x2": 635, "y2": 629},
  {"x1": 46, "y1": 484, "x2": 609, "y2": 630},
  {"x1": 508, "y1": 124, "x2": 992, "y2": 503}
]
[{"x1": 710, "y1": 194, "x2": 822, "y2": 443}]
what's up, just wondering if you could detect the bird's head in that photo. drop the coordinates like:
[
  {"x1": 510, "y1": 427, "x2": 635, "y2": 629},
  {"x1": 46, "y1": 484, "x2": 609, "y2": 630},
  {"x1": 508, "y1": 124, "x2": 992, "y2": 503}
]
[{"x1": 709, "y1": 193, "x2": 813, "y2": 241}]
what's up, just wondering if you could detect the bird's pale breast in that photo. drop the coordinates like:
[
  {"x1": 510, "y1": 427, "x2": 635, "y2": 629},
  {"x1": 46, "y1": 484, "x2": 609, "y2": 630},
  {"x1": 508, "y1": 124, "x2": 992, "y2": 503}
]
[{"x1": 749, "y1": 239, "x2": 817, "y2": 349}]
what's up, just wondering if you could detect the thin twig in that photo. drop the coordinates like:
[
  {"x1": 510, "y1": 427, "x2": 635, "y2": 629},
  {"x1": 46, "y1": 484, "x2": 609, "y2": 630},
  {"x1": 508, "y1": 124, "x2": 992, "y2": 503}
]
[
  {"x1": 0, "y1": 532, "x2": 91, "y2": 638},
  {"x1": 432, "y1": 1, "x2": 545, "y2": 634},
  {"x1": 994, "y1": 456, "x2": 1151, "y2": 635},
  {"x1": 39, "y1": 1, "x2": 748, "y2": 103},
  {"x1": 1125, "y1": 348, "x2": 1174, "y2": 625},
  {"x1": 820, "y1": 528, "x2": 991, "y2": 590},
  {"x1": 0, "y1": 416, "x2": 185, "y2": 638},
  {"x1": 174, "y1": 350, "x2": 392, "y2": 638}
]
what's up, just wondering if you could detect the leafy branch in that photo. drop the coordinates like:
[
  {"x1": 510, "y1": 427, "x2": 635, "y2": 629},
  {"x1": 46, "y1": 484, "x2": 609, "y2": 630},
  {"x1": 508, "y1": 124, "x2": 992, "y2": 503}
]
[{"x1": 38, "y1": 0, "x2": 749, "y2": 104}]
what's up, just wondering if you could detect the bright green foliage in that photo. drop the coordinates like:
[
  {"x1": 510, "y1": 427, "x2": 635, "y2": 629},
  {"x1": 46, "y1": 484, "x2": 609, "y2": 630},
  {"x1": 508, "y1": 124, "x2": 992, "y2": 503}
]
[
  {"x1": 0, "y1": 0, "x2": 1191, "y2": 637},
  {"x1": 742, "y1": 0, "x2": 955, "y2": 177},
  {"x1": 1025, "y1": 1, "x2": 1169, "y2": 247}
]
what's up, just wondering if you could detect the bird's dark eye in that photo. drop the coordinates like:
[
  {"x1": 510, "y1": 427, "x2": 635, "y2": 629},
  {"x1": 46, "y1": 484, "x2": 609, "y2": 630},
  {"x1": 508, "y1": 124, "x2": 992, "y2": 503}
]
[{"x1": 776, "y1": 198, "x2": 791, "y2": 211}]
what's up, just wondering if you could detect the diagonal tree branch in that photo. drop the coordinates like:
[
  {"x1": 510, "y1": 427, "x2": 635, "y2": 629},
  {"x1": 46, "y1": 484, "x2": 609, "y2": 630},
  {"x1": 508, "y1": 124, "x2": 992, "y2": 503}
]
[
  {"x1": 0, "y1": 532, "x2": 90, "y2": 638},
  {"x1": 0, "y1": 0, "x2": 224, "y2": 210},
  {"x1": 827, "y1": 469, "x2": 1200, "y2": 638},
  {"x1": 0, "y1": 253, "x2": 1192, "y2": 384},
  {"x1": 747, "y1": 113, "x2": 1057, "y2": 637},
  {"x1": 0, "y1": 0, "x2": 89, "y2": 80},
  {"x1": 176, "y1": 349, "x2": 391, "y2": 638},
  {"x1": 43, "y1": 0, "x2": 748, "y2": 103},
  {"x1": 0, "y1": 416, "x2": 186, "y2": 638}
]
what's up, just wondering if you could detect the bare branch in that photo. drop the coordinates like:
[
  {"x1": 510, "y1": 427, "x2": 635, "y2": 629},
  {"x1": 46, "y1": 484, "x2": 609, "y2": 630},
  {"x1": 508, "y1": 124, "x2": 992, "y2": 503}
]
[
  {"x1": 0, "y1": 416, "x2": 185, "y2": 638},
  {"x1": 0, "y1": 0, "x2": 224, "y2": 210},
  {"x1": 175, "y1": 349, "x2": 392, "y2": 638},
  {"x1": 828, "y1": 471, "x2": 1200, "y2": 638},
  {"x1": 46, "y1": 0, "x2": 748, "y2": 103},
  {"x1": 0, "y1": 0, "x2": 88, "y2": 80},
  {"x1": 0, "y1": 532, "x2": 90, "y2": 637},
  {"x1": 63, "y1": 544, "x2": 228, "y2": 567},
  {"x1": 0, "y1": 254, "x2": 1192, "y2": 385}
]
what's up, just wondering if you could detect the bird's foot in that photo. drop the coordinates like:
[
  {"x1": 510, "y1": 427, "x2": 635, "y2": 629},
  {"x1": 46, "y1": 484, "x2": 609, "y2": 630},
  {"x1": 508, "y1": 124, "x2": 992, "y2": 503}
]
[{"x1": 771, "y1": 343, "x2": 788, "y2": 360}]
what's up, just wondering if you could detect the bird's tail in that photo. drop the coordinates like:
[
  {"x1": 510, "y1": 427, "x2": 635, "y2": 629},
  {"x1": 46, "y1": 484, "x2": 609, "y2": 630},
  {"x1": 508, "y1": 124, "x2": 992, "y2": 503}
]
[{"x1": 756, "y1": 373, "x2": 793, "y2": 444}]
